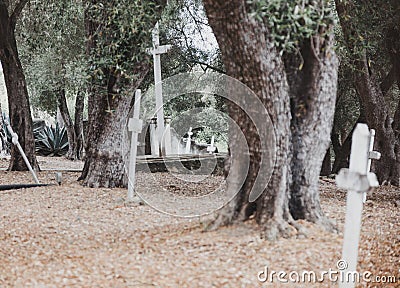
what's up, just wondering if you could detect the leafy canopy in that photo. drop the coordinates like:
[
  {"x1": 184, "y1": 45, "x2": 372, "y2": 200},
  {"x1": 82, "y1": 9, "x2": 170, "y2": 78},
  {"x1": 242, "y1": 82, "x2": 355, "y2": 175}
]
[{"x1": 248, "y1": 0, "x2": 335, "y2": 53}]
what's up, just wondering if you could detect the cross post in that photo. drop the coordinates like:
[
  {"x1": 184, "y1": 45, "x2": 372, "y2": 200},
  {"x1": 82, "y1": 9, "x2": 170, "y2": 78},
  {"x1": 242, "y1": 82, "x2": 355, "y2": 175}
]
[
  {"x1": 127, "y1": 89, "x2": 143, "y2": 200},
  {"x1": 336, "y1": 123, "x2": 380, "y2": 288},
  {"x1": 148, "y1": 22, "x2": 171, "y2": 156}
]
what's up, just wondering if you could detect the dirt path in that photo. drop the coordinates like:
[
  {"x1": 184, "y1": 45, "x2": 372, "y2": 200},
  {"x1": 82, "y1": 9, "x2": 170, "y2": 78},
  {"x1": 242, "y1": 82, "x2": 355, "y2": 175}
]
[{"x1": 0, "y1": 158, "x2": 399, "y2": 287}]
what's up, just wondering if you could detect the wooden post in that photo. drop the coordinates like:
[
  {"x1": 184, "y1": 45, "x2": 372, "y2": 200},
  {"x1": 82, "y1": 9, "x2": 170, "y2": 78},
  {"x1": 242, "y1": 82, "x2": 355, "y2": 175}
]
[
  {"x1": 336, "y1": 123, "x2": 380, "y2": 288},
  {"x1": 127, "y1": 90, "x2": 143, "y2": 200}
]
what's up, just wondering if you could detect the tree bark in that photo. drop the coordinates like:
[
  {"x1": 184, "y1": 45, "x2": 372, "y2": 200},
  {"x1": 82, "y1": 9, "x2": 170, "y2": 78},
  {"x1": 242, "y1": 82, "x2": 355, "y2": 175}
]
[
  {"x1": 320, "y1": 148, "x2": 331, "y2": 176},
  {"x1": 285, "y1": 37, "x2": 338, "y2": 224},
  {"x1": 0, "y1": 1, "x2": 39, "y2": 171},
  {"x1": 203, "y1": 0, "x2": 338, "y2": 239},
  {"x1": 79, "y1": 67, "x2": 150, "y2": 187},
  {"x1": 57, "y1": 89, "x2": 78, "y2": 160},
  {"x1": 74, "y1": 90, "x2": 85, "y2": 160},
  {"x1": 203, "y1": 0, "x2": 293, "y2": 240}
]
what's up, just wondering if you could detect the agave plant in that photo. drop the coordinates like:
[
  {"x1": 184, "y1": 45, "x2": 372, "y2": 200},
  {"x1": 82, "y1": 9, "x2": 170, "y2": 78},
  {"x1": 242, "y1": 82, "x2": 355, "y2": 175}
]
[{"x1": 34, "y1": 123, "x2": 69, "y2": 156}]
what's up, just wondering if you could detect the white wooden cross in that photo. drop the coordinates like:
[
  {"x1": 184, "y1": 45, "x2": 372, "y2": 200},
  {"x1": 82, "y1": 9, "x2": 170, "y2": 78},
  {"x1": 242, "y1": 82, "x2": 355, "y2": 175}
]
[
  {"x1": 336, "y1": 123, "x2": 381, "y2": 288},
  {"x1": 127, "y1": 90, "x2": 143, "y2": 200},
  {"x1": 148, "y1": 22, "x2": 171, "y2": 156}
]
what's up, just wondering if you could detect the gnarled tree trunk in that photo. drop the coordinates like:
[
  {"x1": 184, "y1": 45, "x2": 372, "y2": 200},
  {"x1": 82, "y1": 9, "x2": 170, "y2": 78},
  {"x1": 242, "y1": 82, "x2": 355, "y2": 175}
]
[
  {"x1": 204, "y1": 0, "x2": 338, "y2": 240},
  {"x1": 0, "y1": 0, "x2": 38, "y2": 171},
  {"x1": 79, "y1": 67, "x2": 149, "y2": 187},
  {"x1": 285, "y1": 38, "x2": 338, "y2": 224}
]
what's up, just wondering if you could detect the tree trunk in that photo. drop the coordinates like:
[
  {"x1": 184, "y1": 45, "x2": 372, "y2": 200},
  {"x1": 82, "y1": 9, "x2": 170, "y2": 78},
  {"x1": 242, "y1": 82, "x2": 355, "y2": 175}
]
[
  {"x1": 79, "y1": 80, "x2": 135, "y2": 187},
  {"x1": 332, "y1": 128, "x2": 352, "y2": 174},
  {"x1": 285, "y1": 38, "x2": 338, "y2": 224},
  {"x1": 320, "y1": 148, "x2": 331, "y2": 176},
  {"x1": 203, "y1": 0, "x2": 338, "y2": 239},
  {"x1": 0, "y1": 1, "x2": 38, "y2": 171},
  {"x1": 74, "y1": 90, "x2": 85, "y2": 160},
  {"x1": 57, "y1": 89, "x2": 78, "y2": 160}
]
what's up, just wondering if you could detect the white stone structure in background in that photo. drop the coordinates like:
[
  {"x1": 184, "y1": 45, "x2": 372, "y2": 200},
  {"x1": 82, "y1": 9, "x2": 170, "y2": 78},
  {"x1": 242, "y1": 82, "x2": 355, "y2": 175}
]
[
  {"x1": 336, "y1": 123, "x2": 381, "y2": 288},
  {"x1": 163, "y1": 116, "x2": 172, "y2": 155}
]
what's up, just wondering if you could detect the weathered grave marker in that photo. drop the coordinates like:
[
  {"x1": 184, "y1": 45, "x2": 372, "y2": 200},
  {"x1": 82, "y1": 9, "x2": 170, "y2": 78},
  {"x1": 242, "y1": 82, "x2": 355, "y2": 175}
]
[
  {"x1": 127, "y1": 90, "x2": 143, "y2": 200},
  {"x1": 163, "y1": 116, "x2": 172, "y2": 155},
  {"x1": 185, "y1": 127, "x2": 193, "y2": 154},
  {"x1": 207, "y1": 136, "x2": 216, "y2": 154},
  {"x1": 149, "y1": 118, "x2": 159, "y2": 157},
  {"x1": 336, "y1": 123, "x2": 380, "y2": 288}
]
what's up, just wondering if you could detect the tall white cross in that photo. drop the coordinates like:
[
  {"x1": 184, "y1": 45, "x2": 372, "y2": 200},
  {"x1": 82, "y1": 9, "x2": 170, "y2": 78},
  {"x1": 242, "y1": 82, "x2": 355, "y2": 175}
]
[
  {"x1": 148, "y1": 22, "x2": 171, "y2": 156},
  {"x1": 336, "y1": 123, "x2": 380, "y2": 288}
]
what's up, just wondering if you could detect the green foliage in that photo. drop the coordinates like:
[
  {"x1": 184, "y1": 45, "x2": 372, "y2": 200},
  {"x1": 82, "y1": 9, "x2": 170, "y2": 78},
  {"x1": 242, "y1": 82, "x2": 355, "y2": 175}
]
[
  {"x1": 86, "y1": 0, "x2": 165, "y2": 87},
  {"x1": 138, "y1": 0, "x2": 222, "y2": 92},
  {"x1": 248, "y1": 0, "x2": 335, "y2": 53},
  {"x1": 338, "y1": 0, "x2": 398, "y2": 57},
  {"x1": 34, "y1": 123, "x2": 69, "y2": 156},
  {"x1": 16, "y1": 0, "x2": 87, "y2": 115},
  {"x1": 164, "y1": 92, "x2": 228, "y2": 150}
]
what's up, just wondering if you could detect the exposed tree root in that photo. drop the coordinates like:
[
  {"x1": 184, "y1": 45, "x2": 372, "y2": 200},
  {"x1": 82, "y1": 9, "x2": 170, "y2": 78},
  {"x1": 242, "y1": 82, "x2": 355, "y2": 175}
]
[
  {"x1": 260, "y1": 217, "x2": 297, "y2": 241},
  {"x1": 314, "y1": 215, "x2": 338, "y2": 233},
  {"x1": 203, "y1": 202, "x2": 238, "y2": 232},
  {"x1": 288, "y1": 219, "x2": 308, "y2": 238}
]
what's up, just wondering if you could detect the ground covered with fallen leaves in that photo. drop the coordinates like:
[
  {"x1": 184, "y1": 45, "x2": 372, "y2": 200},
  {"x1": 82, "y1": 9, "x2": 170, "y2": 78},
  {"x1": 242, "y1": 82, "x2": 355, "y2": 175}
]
[{"x1": 0, "y1": 157, "x2": 399, "y2": 287}]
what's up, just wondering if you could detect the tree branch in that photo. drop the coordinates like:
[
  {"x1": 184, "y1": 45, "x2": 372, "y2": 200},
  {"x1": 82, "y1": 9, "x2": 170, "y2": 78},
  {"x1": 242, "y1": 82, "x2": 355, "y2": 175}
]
[
  {"x1": 192, "y1": 60, "x2": 224, "y2": 74},
  {"x1": 10, "y1": 0, "x2": 29, "y2": 29}
]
